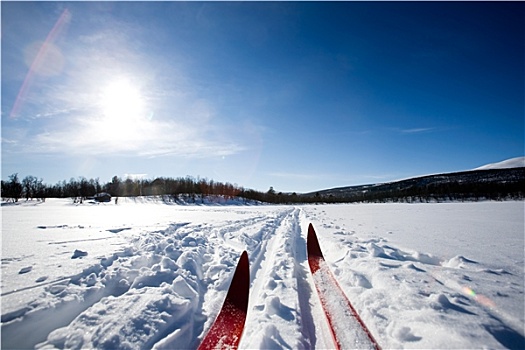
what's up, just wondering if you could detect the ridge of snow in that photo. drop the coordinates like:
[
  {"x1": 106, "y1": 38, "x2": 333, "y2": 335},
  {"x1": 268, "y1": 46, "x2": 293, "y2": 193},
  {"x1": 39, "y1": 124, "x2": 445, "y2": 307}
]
[{"x1": 474, "y1": 156, "x2": 525, "y2": 170}]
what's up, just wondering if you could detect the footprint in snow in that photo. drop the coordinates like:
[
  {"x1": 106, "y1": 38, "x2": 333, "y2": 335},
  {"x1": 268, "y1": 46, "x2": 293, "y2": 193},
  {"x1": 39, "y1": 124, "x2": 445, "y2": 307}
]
[
  {"x1": 36, "y1": 276, "x2": 48, "y2": 283},
  {"x1": 71, "y1": 249, "x2": 88, "y2": 259},
  {"x1": 430, "y1": 293, "x2": 476, "y2": 315},
  {"x1": 393, "y1": 326, "x2": 422, "y2": 342},
  {"x1": 18, "y1": 266, "x2": 32, "y2": 274},
  {"x1": 265, "y1": 296, "x2": 295, "y2": 321},
  {"x1": 106, "y1": 227, "x2": 131, "y2": 233},
  {"x1": 352, "y1": 272, "x2": 373, "y2": 289},
  {"x1": 442, "y1": 255, "x2": 478, "y2": 269}
]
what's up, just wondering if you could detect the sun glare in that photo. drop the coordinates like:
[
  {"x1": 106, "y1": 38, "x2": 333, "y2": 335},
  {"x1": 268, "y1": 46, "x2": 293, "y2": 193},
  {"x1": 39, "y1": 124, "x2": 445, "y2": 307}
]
[
  {"x1": 101, "y1": 78, "x2": 144, "y2": 122},
  {"x1": 86, "y1": 75, "x2": 154, "y2": 150}
]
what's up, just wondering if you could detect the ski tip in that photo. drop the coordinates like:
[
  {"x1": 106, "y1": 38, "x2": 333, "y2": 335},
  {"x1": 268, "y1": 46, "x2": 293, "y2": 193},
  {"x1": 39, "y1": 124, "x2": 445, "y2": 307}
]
[
  {"x1": 240, "y1": 250, "x2": 248, "y2": 262},
  {"x1": 226, "y1": 250, "x2": 250, "y2": 311},
  {"x1": 198, "y1": 250, "x2": 250, "y2": 350},
  {"x1": 239, "y1": 250, "x2": 249, "y2": 277},
  {"x1": 307, "y1": 223, "x2": 324, "y2": 259}
]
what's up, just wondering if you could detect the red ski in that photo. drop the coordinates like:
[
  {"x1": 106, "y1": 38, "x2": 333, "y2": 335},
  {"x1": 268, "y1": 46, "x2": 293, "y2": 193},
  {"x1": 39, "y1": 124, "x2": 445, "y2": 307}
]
[
  {"x1": 198, "y1": 251, "x2": 250, "y2": 350},
  {"x1": 307, "y1": 224, "x2": 381, "y2": 350}
]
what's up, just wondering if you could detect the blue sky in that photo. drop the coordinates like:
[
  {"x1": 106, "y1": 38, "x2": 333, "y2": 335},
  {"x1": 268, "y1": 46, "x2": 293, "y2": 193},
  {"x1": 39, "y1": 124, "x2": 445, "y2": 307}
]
[{"x1": 2, "y1": 2, "x2": 524, "y2": 193}]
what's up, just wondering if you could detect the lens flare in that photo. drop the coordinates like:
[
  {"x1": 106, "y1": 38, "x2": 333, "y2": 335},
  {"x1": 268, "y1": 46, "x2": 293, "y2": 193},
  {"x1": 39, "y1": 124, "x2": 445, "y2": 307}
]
[
  {"x1": 10, "y1": 8, "x2": 71, "y2": 119},
  {"x1": 462, "y1": 286, "x2": 476, "y2": 297},
  {"x1": 462, "y1": 286, "x2": 496, "y2": 308}
]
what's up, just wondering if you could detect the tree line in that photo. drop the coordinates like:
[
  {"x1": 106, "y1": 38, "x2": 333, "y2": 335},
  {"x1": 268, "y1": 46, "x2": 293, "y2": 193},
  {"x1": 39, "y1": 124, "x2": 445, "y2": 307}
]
[
  {"x1": 2, "y1": 168, "x2": 524, "y2": 205},
  {"x1": 1, "y1": 173, "x2": 281, "y2": 204}
]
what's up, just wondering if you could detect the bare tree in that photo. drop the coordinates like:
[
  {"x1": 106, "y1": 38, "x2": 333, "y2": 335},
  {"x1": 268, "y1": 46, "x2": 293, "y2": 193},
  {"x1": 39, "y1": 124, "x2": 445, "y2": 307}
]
[
  {"x1": 22, "y1": 175, "x2": 38, "y2": 200},
  {"x1": 2, "y1": 173, "x2": 23, "y2": 202}
]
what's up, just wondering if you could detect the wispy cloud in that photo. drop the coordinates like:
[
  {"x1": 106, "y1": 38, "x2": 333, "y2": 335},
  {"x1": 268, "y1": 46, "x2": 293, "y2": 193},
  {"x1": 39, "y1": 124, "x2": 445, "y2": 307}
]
[
  {"x1": 28, "y1": 115, "x2": 243, "y2": 158},
  {"x1": 5, "y1": 15, "x2": 246, "y2": 160},
  {"x1": 398, "y1": 127, "x2": 436, "y2": 134}
]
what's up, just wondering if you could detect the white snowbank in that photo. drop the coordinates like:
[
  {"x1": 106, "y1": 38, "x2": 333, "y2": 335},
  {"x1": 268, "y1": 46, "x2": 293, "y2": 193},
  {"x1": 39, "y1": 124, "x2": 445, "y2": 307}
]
[{"x1": 474, "y1": 156, "x2": 525, "y2": 170}]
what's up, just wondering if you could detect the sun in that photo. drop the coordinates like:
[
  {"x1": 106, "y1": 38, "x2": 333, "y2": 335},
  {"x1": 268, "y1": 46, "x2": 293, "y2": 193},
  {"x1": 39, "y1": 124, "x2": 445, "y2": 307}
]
[
  {"x1": 88, "y1": 75, "x2": 155, "y2": 149},
  {"x1": 100, "y1": 78, "x2": 145, "y2": 124}
]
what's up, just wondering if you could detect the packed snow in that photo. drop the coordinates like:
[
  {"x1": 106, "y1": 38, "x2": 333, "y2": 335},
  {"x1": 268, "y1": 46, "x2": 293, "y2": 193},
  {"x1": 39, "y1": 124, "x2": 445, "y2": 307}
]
[{"x1": 1, "y1": 198, "x2": 524, "y2": 349}]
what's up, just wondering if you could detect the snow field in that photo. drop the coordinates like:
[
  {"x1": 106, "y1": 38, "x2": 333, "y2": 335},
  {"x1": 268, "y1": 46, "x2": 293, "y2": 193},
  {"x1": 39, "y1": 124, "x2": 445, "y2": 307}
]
[
  {"x1": 304, "y1": 202, "x2": 524, "y2": 349},
  {"x1": 1, "y1": 199, "x2": 524, "y2": 349}
]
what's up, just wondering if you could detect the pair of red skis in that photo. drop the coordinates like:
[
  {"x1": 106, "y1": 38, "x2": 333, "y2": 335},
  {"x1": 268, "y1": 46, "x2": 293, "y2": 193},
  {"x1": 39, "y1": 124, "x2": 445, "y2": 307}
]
[{"x1": 198, "y1": 223, "x2": 381, "y2": 350}]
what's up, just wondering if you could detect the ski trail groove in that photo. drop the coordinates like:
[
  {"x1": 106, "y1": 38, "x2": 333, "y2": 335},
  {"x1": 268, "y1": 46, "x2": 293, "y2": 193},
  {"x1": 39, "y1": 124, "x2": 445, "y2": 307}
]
[
  {"x1": 292, "y1": 210, "x2": 317, "y2": 348},
  {"x1": 239, "y1": 207, "x2": 309, "y2": 349}
]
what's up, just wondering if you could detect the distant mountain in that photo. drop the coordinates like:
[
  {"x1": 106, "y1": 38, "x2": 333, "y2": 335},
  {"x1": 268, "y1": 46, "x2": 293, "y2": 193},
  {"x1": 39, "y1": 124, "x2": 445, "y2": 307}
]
[
  {"x1": 305, "y1": 166, "x2": 525, "y2": 202},
  {"x1": 474, "y1": 156, "x2": 525, "y2": 170}
]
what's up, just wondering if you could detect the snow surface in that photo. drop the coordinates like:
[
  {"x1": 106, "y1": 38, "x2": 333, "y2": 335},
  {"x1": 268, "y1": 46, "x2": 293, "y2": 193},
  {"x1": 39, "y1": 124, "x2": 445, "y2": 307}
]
[
  {"x1": 474, "y1": 156, "x2": 525, "y2": 170},
  {"x1": 1, "y1": 198, "x2": 524, "y2": 349}
]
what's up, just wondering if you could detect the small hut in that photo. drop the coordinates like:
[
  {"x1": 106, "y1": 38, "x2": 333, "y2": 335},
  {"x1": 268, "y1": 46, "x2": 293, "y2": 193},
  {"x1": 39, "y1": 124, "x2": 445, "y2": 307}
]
[{"x1": 94, "y1": 192, "x2": 112, "y2": 203}]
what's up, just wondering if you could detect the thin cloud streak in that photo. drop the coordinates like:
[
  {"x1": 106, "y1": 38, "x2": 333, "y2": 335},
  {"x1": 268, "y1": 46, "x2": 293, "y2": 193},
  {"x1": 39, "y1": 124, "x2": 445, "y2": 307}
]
[{"x1": 399, "y1": 127, "x2": 435, "y2": 134}]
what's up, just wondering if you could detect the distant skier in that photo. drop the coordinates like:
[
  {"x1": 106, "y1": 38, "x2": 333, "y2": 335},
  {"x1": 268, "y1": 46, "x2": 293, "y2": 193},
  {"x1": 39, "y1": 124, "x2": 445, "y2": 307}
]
[{"x1": 115, "y1": 197, "x2": 119, "y2": 205}]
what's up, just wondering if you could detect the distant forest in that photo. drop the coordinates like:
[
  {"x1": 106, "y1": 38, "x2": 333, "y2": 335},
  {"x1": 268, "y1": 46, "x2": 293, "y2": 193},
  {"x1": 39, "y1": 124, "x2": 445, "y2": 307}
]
[
  {"x1": 1, "y1": 173, "x2": 289, "y2": 204},
  {"x1": 2, "y1": 168, "x2": 524, "y2": 205}
]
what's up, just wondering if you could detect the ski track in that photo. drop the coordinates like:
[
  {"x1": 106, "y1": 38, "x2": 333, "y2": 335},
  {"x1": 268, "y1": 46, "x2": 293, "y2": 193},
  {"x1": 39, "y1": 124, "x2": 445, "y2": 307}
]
[
  {"x1": 2, "y1": 200, "x2": 524, "y2": 349},
  {"x1": 240, "y1": 207, "x2": 308, "y2": 349}
]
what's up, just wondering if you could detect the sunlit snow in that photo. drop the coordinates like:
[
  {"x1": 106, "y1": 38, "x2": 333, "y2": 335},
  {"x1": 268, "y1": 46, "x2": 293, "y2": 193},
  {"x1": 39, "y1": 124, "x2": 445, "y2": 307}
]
[{"x1": 1, "y1": 198, "x2": 523, "y2": 349}]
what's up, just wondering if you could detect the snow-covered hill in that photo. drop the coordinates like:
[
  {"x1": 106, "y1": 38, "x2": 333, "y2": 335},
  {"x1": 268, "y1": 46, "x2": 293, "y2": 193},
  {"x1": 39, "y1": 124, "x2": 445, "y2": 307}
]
[
  {"x1": 1, "y1": 199, "x2": 524, "y2": 349},
  {"x1": 309, "y1": 167, "x2": 524, "y2": 202},
  {"x1": 474, "y1": 156, "x2": 525, "y2": 170},
  {"x1": 307, "y1": 157, "x2": 525, "y2": 202}
]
